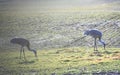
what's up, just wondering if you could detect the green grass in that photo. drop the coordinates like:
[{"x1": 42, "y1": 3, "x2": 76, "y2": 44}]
[
  {"x1": 0, "y1": 3, "x2": 120, "y2": 75},
  {"x1": 0, "y1": 47, "x2": 120, "y2": 75},
  {"x1": 0, "y1": 10, "x2": 120, "y2": 50}
]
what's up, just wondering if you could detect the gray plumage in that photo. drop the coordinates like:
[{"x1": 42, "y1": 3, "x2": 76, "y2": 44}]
[
  {"x1": 10, "y1": 38, "x2": 37, "y2": 59},
  {"x1": 84, "y1": 29, "x2": 106, "y2": 51}
]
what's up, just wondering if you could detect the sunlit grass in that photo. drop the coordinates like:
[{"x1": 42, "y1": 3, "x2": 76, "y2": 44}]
[
  {"x1": 0, "y1": 47, "x2": 120, "y2": 74},
  {"x1": 0, "y1": 5, "x2": 120, "y2": 74}
]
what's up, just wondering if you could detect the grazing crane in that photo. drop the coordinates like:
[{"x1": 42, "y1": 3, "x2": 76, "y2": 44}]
[
  {"x1": 84, "y1": 29, "x2": 106, "y2": 51},
  {"x1": 10, "y1": 38, "x2": 37, "y2": 59}
]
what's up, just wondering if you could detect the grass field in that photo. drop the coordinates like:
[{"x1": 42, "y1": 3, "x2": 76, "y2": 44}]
[
  {"x1": 0, "y1": 10, "x2": 120, "y2": 50},
  {"x1": 0, "y1": 47, "x2": 120, "y2": 75},
  {"x1": 0, "y1": 0, "x2": 120, "y2": 75}
]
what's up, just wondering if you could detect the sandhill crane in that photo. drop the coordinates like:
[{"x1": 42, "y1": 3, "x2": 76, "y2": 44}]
[
  {"x1": 10, "y1": 38, "x2": 37, "y2": 59},
  {"x1": 84, "y1": 29, "x2": 106, "y2": 51}
]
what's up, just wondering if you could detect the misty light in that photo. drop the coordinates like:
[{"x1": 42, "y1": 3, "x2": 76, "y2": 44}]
[{"x1": 0, "y1": 0, "x2": 111, "y2": 11}]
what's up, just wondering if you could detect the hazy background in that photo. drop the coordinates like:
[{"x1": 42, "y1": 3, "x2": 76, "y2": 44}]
[
  {"x1": 0, "y1": 1, "x2": 120, "y2": 75},
  {"x1": 0, "y1": 0, "x2": 120, "y2": 50},
  {"x1": 0, "y1": 0, "x2": 120, "y2": 12}
]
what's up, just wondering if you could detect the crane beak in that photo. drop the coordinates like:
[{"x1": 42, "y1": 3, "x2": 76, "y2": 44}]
[
  {"x1": 104, "y1": 44, "x2": 106, "y2": 50},
  {"x1": 34, "y1": 51, "x2": 37, "y2": 57},
  {"x1": 32, "y1": 49, "x2": 37, "y2": 57},
  {"x1": 35, "y1": 53, "x2": 37, "y2": 57}
]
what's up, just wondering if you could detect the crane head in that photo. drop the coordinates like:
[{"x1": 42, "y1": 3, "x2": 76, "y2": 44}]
[
  {"x1": 31, "y1": 49, "x2": 37, "y2": 57},
  {"x1": 84, "y1": 30, "x2": 90, "y2": 36}
]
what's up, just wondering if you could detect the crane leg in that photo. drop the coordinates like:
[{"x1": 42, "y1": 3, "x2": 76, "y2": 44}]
[
  {"x1": 94, "y1": 40, "x2": 95, "y2": 51},
  {"x1": 94, "y1": 38, "x2": 96, "y2": 51},
  {"x1": 20, "y1": 47, "x2": 23, "y2": 59},
  {"x1": 94, "y1": 38, "x2": 98, "y2": 51},
  {"x1": 95, "y1": 39, "x2": 97, "y2": 51},
  {"x1": 23, "y1": 48, "x2": 26, "y2": 60}
]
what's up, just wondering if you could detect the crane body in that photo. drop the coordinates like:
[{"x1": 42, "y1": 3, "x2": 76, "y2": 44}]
[
  {"x1": 84, "y1": 29, "x2": 106, "y2": 51},
  {"x1": 10, "y1": 38, "x2": 37, "y2": 59}
]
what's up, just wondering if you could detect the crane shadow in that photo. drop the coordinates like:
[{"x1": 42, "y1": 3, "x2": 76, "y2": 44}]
[
  {"x1": 89, "y1": 50, "x2": 120, "y2": 57},
  {"x1": 103, "y1": 51, "x2": 112, "y2": 54},
  {"x1": 18, "y1": 59, "x2": 37, "y2": 64},
  {"x1": 18, "y1": 60, "x2": 34, "y2": 64},
  {"x1": 89, "y1": 52, "x2": 103, "y2": 57}
]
